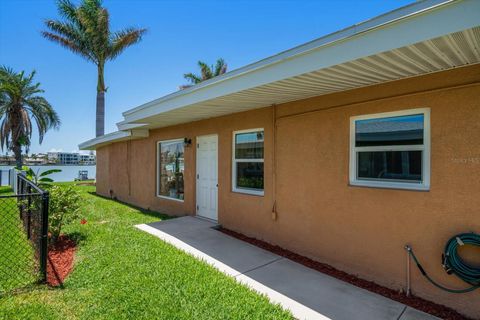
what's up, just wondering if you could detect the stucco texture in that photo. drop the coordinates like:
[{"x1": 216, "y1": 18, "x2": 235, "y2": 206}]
[{"x1": 96, "y1": 64, "x2": 480, "y2": 318}]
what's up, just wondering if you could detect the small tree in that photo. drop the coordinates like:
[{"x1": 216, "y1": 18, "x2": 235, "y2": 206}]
[
  {"x1": 48, "y1": 185, "x2": 82, "y2": 242},
  {"x1": 23, "y1": 166, "x2": 62, "y2": 187}
]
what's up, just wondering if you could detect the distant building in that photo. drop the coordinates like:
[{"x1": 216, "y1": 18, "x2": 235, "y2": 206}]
[
  {"x1": 59, "y1": 152, "x2": 79, "y2": 165},
  {"x1": 79, "y1": 154, "x2": 96, "y2": 165},
  {"x1": 47, "y1": 152, "x2": 96, "y2": 165},
  {"x1": 25, "y1": 153, "x2": 48, "y2": 165},
  {"x1": 1, "y1": 152, "x2": 95, "y2": 166},
  {"x1": 0, "y1": 154, "x2": 15, "y2": 165},
  {"x1": 47, "y1": 152, "x2": 59, "y2": 164}
]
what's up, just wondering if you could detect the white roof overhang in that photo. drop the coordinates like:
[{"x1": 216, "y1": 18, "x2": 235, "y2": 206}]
[
  {"x1": 79, "y1": 129, "x2": 148, "y2": 150},
  {"x1": 80, "y1": 0, "x2": 480, "y2": 149}
]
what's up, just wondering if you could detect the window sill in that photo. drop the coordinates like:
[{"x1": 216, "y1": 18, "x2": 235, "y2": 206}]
[
  {"x1": 156, "y1": 195, "x2": 185, "y2": 202},
  {"x1": 349, "y1": 180, "x2": 430, "y2": 191},
  {"x1": 232, "y1": 188, "x2": 264, "y2": 197}
]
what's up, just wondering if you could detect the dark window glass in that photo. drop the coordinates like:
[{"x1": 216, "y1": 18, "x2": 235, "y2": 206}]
[
  {"x1": 355, "y1": 114, "x2": 424, "y2": 147},
  {"x1": 158, "y1": 141, "x2": 184, "y2": 200},
  {"x1": 236, "y1": 162, "x2": 264, "y2": 190},
  {"x1": 357, "y1": 151, "x2": 422, "y2": 182},
  {"x1": 235, "y1": 131, "x2": 264, "y2": 159}
]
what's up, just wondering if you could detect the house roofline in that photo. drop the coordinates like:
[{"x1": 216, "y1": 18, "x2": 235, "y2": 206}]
[
  {"x1": 79, "y1": 129, "x2": 149, "y2": 150},
  {"x1": 120, "y1": 0, "x2": 454, "y2": 119},
  {"x1": 79, "y1": 0, "x2": 480, "y2": 149}
]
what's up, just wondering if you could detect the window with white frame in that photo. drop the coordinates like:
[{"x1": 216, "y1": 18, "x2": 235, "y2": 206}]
[
  {"x1": 157, "y1": 139, "x2": 185, "y2": 201},
  {"x1": 349, "y1": 108, "x2": 430, "y2": 190},
  {"x1": 232, "y1": 129, "x2": 264, "y2": 195}
]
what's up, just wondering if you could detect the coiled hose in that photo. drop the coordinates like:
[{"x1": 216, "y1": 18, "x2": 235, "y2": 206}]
[{"x1": 406, "y1": 233, "x2": 480, "y2": 293}]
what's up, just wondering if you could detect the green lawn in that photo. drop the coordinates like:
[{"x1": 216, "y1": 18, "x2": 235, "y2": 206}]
[
  {"x1": 0, "y1": 186, "x2": 37, "y2": 293},
  {"x1": 0, "y1": 184, "x2": 292, "y2": 320}
]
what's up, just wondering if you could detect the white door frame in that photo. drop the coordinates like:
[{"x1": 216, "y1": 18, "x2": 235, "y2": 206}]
[{"x1": 195, "y1": 134, "x2": 218, "y2": 221}]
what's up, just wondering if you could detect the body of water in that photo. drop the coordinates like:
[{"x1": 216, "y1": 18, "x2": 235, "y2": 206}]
[{"x1": 0, "y1": 165, "x2": 96, "y2": 185}]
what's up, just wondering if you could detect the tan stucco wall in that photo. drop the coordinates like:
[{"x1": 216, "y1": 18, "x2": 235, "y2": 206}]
[{"x1": 96, "y1": 65, "x2": 480, "y2": 317}]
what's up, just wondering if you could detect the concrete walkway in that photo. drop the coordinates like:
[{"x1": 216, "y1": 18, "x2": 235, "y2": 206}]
[{"x1": 136, "y1": 216, "x2": 439, "y2": 320}]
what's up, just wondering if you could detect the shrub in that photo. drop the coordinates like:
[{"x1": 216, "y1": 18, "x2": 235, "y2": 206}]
[{"x1": 48, "y1": 185, "x2": 82, "y2": 242}]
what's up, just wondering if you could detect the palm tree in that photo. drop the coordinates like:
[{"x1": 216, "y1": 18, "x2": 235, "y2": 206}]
[
  {"x1": 181, "y1": 58, "x2": 227, "y2": 89},
  {"x1": 0, "y1": 67, "x2": 60, "y2": 169},
  {"x1": 42, "y1": 0, "x2": 146, "y2": 137}
]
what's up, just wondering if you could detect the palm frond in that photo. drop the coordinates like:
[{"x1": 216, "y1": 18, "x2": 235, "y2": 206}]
[
  {"x1": 39, "y1": 169, "x2": 62, "y2": 177},
  {"x1": 84, "y1": 0, "x2": 103, "y2": 11},
  {"x1": 0, "y1": 66, "x2": 16, "y2": 78},
  {"x1": 214, "y1": 58, "x2": 227, "y2": 76},
  {"x1": 182, "y1": 58, "x2": 228, "y2": 87},
  {"x1": 20, "y1": 109, "x2": 32, "y2": 144},
  {"x1": 96, "y1": 8, "x2": 109, "y2": 52},
  {"x1": 26, "y1": 96, "x2": 61, "y2": 144},
  {"x1": 44, "y1": 20, "x2": 85, "y2": 44},
  {"x1": 42, "y1": 31, "x2": 96, "y2": 63},
  {"x1": 198, "y1": 61, "x2": 213, "y2": 80},
  {"x1": 56, "y1": 0, "x2": 79, "y2": 23},
  {"x1": 108, "y1": 27, "x2": 146, "y2": 60},
  {"x1": 183, "y1": 73, "x2": 202, "y2": 84},
  {"x1": 77, "y1": 1, "x2": 103, "y2": 59},
  {"x1": 0, "y1": 117, "x2": 10, "y2": 150}
]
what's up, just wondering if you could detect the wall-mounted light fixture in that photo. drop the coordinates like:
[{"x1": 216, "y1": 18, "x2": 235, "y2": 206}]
[{"x1": 184, "y1": 138, "x2": 192, "y2": 147}]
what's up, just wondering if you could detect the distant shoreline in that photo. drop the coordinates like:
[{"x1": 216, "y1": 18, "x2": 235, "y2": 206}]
[
  {"x1": 0, "y1": 164, "x2": 96, "y2": 184},
  {"x1": 0, "y1": 164, "x2": 96, "y2": 167}
]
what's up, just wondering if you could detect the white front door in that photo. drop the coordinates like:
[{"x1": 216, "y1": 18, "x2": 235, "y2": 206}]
[{"x1": 196, "y1": 135, "x2": 218, "y2": 221}]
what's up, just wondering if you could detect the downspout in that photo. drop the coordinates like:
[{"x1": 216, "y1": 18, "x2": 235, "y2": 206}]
[{"x1": 271, "y1": 104, "x2": 278, "y2": 221}]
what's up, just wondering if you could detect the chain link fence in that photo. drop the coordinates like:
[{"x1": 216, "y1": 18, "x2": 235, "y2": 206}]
[{"x1": 0, "y1": 174, "x2": 49, "y2": 295}]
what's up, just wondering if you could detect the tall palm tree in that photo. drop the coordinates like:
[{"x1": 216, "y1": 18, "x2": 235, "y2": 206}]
[
  {"x1": 42, "y1": 0, "x2": 146, "y2": 137},
  {"x1": 0, "y1": 67, "x2": 60, "y2": 169},
  {"x1": 181, "y1": 58, "x2": 227, "y2": 89}
]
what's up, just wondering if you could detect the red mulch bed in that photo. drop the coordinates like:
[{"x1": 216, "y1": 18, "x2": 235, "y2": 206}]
[
  {"x1": 46, "y1": 235, "x2": 76, "y2": 287},
  {"x1": 220, "y1": 228, "x2": 472, "y2": 320}
]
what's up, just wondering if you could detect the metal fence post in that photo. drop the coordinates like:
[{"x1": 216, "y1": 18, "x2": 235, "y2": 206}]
[
  {"x1": 39, "y1": 191, "x2": 49, "y2": 283},
  {"x1": 18, "y1": 174, "x2": 23, "y2": 220},
  {"x1": 27, "y1": 185, "x2": 32, "y2": 240}
]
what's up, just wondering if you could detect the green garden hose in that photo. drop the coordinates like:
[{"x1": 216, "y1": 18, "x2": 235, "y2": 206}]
[{"x1": 406, "y1": 233, "x2": 480, "y2": 294}]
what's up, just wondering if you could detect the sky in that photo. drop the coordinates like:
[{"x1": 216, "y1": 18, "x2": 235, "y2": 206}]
[{"x1": 0, "y1": 0, "x2": 413, "y2": 154}]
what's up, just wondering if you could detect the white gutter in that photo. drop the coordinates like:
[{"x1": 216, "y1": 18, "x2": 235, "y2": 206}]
[
  {"x1": 117, "y1": 0, "x2": 479, "y2": 128},
  {"x1": 79, "y1": 129, "x2": 149, "y2": 150}
]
